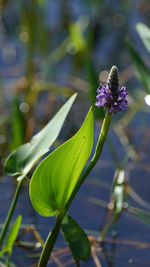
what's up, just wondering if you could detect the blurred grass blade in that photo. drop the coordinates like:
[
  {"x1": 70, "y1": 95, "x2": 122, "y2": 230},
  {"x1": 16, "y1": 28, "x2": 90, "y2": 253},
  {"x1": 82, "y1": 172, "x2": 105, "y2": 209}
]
[
  {"x1": 29, "y1": 107, "x2": 93, "y2": 216},
  {"x1": 0, "y1": 262, "x2": 6, "y2": 267},
  {"x1": 0, "y1": 263, "x2": 16, "y2": 267},
  {"x1": 35, "y1": 0, "x2": 45, "y2": 6},
  {"x1": 85, "y1": 56, "x2": 105, "y2": 120},
  {"x1": 5, "y1": 216, "x2": 22, "y2": 254},
  {"x1": 112, "y1": 170, "x2": 125, "y2": 214},
  {"x1": 126, "y1": 38, "x2": 150, "y2": 94},
  {"x1": 61, "y1": 214, "x2": 91, "y2": 262},
  {"x1": 69, "y1": 16, "x2": 88, "y2": 52},
  {"x1": 4, "y1": 94, "x2": 77, "y2": 181},
  {"x1": 136, "y1": 23, "x2": 150, "y2": 53},
  {"x1": 0, "y1": 216, "x2": 22, "y2": 257},
  {"x1": 11, "y1": 95, "x2": 25, "y2": 151},
  {"x1": 129, "y1": 206, "x2": 150, "y2": 226}
]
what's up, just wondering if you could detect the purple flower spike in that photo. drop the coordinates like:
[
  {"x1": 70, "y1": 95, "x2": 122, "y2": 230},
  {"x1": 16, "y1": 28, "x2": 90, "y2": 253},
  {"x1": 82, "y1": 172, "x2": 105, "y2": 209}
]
[{"x1": 95, "y1": 66, "x2": 128, "y2": 114}]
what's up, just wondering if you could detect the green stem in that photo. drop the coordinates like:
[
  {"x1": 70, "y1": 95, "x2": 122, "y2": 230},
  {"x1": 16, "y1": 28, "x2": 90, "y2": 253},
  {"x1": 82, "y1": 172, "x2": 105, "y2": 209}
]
[
  {"x1": 0, "y1": 180, "x2": 23, "y2": 248},
  {"x1": 38, "y1": 213, "x2": 64, "y2": 267},
  {"x1": 38, "y1": 111, "x2": 112, "y2": 267},
  {"x1": 76, "y1": 261, "x2": 80, "y2": 267},
  {"x1": 100, "y1": 213, "x2": 118, "y2": 241},
  {"x1": 6, "y1": 252, "x2": 11, "y2": 267}
]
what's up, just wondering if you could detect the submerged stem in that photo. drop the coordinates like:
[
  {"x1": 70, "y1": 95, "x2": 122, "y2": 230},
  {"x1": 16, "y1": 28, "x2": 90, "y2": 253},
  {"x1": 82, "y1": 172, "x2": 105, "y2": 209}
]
[
  {"x1": 100, "y1": 213, "x2": 118, "y2": 241},
  {"x1": 0, "y1": 180, "x2": 23, "y2": 248},
  {"x1": 6, "y1": 252, "x2": 11, "y2": 267},
  {"x1": 38, "y1": 111, "x2": 112, "y2": 267}
]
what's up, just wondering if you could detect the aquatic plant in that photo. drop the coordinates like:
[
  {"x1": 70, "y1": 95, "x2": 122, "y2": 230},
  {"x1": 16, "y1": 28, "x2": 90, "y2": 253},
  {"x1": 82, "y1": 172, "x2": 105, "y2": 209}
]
[{"x1": 28, "y1": 66, "x2": 127, "y2": 267}]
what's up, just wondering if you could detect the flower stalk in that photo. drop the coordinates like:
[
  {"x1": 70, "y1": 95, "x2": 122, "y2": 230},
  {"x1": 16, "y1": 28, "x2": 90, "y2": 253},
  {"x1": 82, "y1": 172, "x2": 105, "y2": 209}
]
[{"x1": 38, "y1": 212, "x2": 64, "y2": 267}]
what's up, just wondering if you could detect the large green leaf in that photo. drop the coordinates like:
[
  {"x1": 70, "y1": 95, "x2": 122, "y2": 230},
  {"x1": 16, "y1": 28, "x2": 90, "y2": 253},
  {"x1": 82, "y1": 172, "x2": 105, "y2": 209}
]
[
  {"x1": 136, "y1": 23, "x2": 150, "y2": 53},
  {"x1": 126, "y1": 38, "x2": 150, "y2": 94},
  {"x1": 4, "y1": 94, "x2": 77, "y2": 181},
  {"x1": 61, "y1": 214, "x2": 91, "y2": 262},
  {"x1": 29, "y1": 107, "x2": 94, "y2": 216},
  {"x1": 0, "y1": 216, "x2": 22, "y2": 257}
]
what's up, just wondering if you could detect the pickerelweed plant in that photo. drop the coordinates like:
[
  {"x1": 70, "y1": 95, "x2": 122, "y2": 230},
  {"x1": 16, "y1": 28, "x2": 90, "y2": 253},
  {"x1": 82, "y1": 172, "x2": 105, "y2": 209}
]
[
  {"x1": 28, "y1": 66, "x2": 128, "y2": 267},
  {"x1": 0, "y1": 66, "x2": 128, "y2": 266}
]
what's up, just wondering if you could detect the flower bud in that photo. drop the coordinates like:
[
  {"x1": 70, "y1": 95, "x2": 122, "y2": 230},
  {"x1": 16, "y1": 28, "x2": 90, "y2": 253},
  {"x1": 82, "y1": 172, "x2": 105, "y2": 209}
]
[{"x1": 106, "y1": 66, "x2": 119, "y2": 101}]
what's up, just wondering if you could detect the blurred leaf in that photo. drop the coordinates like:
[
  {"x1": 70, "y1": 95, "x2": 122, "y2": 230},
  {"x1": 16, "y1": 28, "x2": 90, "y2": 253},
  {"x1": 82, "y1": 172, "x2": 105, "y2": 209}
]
[
  {"x1": 0, "y1": 262, "x2": 6, "y2": 267},
  {"x1": 126, "y1": 38, "x2": 150, "y2": 94},
  {"x1": 112, "y1": 170, "x2": 125, "y2": 214},
  {"x1": 29, "y1": 107, "x2": 94, "y2": 216},
  {"x1": 84, "y1": 0, "x2": 104, "y2": 5},
  {"x1": 61, "y1": 214, "x2": 91, "y2": 262},
  {"x1": 85, "y1": 55, "x2": 105, "y2": 120},
  {"x1": 0, "y1": 216, "x2": 22, "y2": 257},
  {"x1": 136, "y1": 23, "x2": 150, "y2": 53},
  {"x1": 5, "y1": 216, "x2": 22, "y2": 254},
  {"x1": 129, "y1": 206, "x2": 150, "y2": 226},
  {"x1": 0, "y1": 262, "x2": 16, "y2": 267},
  {"x1": 69, "y1": 16, "x2": 88, "y2": 52},
  {"x1": 35, "y1": 0, "x2": 45, "y2": 6},
  {"x1": 17, "y1": 0, "x2": 48, "y2": 58},
  {"x1": 0, "y1": 115, "x2": 8, "y2": 127},
  {"x1": 35, "y1": 2, "x2": 48, "y2": 55},
  {"x1": 11, "y1": 95, "x2": 25, "y2": 151},
  {"x1": 4, "y1": 94, "x2": 77, "y2": 181}
]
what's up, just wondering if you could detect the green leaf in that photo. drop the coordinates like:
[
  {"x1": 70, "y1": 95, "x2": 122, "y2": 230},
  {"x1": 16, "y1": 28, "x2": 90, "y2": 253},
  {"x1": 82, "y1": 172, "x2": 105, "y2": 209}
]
[
  {"x1": 29, "y1": 107, "x2": 94, "y2": 216},
  {"x1": 5, "y1": 216, "x2": 22, "y2": 254},
  {"x1": 4, "y1": 94, "x2": 77, "y2": 181},
  {"x1": 0, "y1": 216, "x2": 22, "y2": 257},
  {"x1": 136, "y1": 23, "x2": 150, "y2": 53},
  {"x1": 126, "y1": 38, "x2": 150, "y2": 94},
  {"x1": 61, "y1": 214, "x2": 91, "y2": 262},
  {"x1": 112, "y1": 170, "x2": 125, "y2": 214},
  {"x1": 0, "y1": 248, "x2": 6, "y2": 258}
]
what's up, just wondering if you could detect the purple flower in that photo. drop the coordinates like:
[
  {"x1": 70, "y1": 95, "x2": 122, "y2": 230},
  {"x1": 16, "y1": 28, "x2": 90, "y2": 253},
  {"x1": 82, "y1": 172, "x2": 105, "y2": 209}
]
[
  {"x1": 95, "y1": 66, "x2": 128, "y2": 113},
  {"x1": 95, "y1": 84, "x2": 128, "y2": 113}
]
